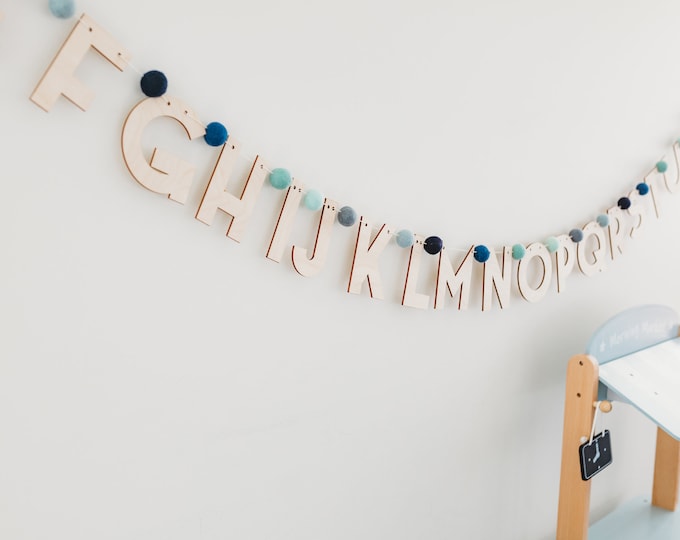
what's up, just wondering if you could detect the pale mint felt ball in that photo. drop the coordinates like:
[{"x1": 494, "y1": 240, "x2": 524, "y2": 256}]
[
  {"x1": 657, "y1": 161, "x2": 668, "y2": 173},
  {"x1": 269, "y1": 168, "x2": 291, "y2": 190},
  {"x1": 511, "y1": 244, "x2": 526, "y2": 260},
  {"x1": 396, "y1": 230, "x2": 414, "y2": 248},
  {"x1": 597, "y1": 214, "x2": 609, "y2": 227},
  {"x1": 545, "y1": 236, "x2": 559, "y2": 253},
  {"x1": 303, "y1": 189, "x2": 324, "y2": 211},
  {"x1": 49, "y1": 0, "x2": 76, "y2": 18}
]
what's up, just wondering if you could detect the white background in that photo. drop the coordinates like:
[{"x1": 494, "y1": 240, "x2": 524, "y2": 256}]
[{"x1": 2, "y1": 1, "x2": 680, "y2": 538}]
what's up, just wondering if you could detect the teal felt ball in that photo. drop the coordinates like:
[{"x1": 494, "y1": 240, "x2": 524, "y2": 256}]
[
  {"x1": 596, "y1": 214, "x2": 609, "y2": 227},
  {"x1": 636, "y1": 182, "x2": 650, "y2": 195},
  {"x1": 656, "y1": 161, "x2": 668, "y2": 173},
  {"x1": 396, "y1": 230, "x2": 414, "y2": 248},
  {"x1": 204, "y1": 122, "x2": 228, "y2": 147},
  {"x1": 511, "y1": 244, "x2": 526, "y2": 260},
  {"x1": 545, "y1": 236, "x2": 559, "y2": 253},
  {"x1": 473, "y1": 245, "x2": 490, "y2": 263},
  {"x1": 337, "y1": 206, "x2": 357, "y2": 227},
  {"x1": 49, "y1": 0, "x2": 75, "y2": 18},
  {"x1": 269, "y1": 168, "x2": 292, "y2": 190},
  {"x1": 304, "y1": 189, "x2": 324, "y2": 211}
]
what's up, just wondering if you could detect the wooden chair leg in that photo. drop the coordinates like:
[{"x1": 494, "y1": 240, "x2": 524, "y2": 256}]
[
  {"x1": 652, "y1": 427, "x2": 680, "y2": 511},
  {"x1": 557, "y1": 354, "x2": 600, "y2": 540}
]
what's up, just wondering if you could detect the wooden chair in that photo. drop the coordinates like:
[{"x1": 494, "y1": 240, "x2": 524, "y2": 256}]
[{"x1": 557, "y1": 305, "x2": 680, "y2": 539}]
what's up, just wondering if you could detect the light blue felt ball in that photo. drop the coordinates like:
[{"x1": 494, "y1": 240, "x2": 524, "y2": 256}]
[
  {"x1": 49, "y1": 0, "x2": 75, "y2": 18},
  {"x1": 303, "y1": 189, "x2": 324, "y2": 211},
  {"x1": 511, "y1": 244, "x2": 526, "y2": 260},
  {"x1": 337, "y1": 206, "x2": 357, "y2": 227},
  {"x1": 657, "y1": 161, "x2": 668, "y2": 173},
  {"x1": 545, "y1": 236, "x2": 559, "y2": 253},
  {"x1": 269, "y1": 168, "x2": 292, "y2": 190},
  {"x1": 396, "y1": 230, "x2": 414, "y2": 248},
  {"x1": 596, "y1": 214, "x2": 610, "y2": 227}
]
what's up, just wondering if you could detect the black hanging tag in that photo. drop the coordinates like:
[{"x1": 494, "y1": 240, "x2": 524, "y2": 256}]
[{"x1": 579, "y1": 429, "x2": 613, "y2": 481}]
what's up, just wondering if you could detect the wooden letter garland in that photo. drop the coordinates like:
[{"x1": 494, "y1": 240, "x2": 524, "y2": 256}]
[
  {"x1": 517, "y1": 243, "x2": 552, "y2": 303},
  {"x1": 31, "y1": 14, "x2": 131, "y2": 112},
  {"x1": 121, "y1": 97, "x2": 205, "y2": 204},
  {"x1": 554, "y1": 234, "x2": 576, "y2": 294},
  {"x1": 434, "y1": 246, "x2": 475, "y2": 310},
  {"x1": 347, "y1": 219, "x2": 393, "y2": 299},
  {"x1": 482, "y1": 246, "x2": 513, "y2": 311},
  {"x1": 401, "y1": 234, "x2": 430, "y2": 310},
  {"x1": 291, "y1": 199, "x2": 338, "y2": 277},
  {"x1": 196, "y1": 141, "x2": 269, "y2": 243},
  {"x1": 267, "y1": 182, "x2": 305, "y2": 263},
  {"x1": 26, "y1": 14, "x2": 680, "y2": 312}
]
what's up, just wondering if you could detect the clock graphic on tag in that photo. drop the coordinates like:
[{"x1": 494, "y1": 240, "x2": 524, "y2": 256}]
[{"x1": 579, "y1": 430, "x2": 613, "y2": 481}]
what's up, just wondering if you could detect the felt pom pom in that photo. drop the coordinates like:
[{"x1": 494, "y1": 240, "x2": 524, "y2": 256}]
[
  {"x1": 269, "y1": 168, "x2": 291, "y2": 190},
  {"x1": 424, "y1": 236, "x2": 443, "y2": 255},
  {"x1": 140, "y1": 70, "x2": 168, "y2": 97},
  {"x1": 569, "y1": 229, "x2": 584, "y2": 243},
  {"x1": 204, "y1": 122, "x2": 228, "y2": 147},
  {"x1": 337, "y1": 206, "x2": 357, "y2": 227},
  {"x1": 303, "y1": 189, "x2": 324, "y2": 211},
  {"x1": 636, "y1": 182, "x2": 650, "y2": 195},
  {"x1": 473, "y1": 245, "x2": 490, "y2": 263},
  {"x1": 49, "y1": 0, "x2": 75, "y2": 18},
  {"x1": 512, "y1": 244, "x2": 526, "y2": 260},
  {"x1": 596, "y1": 214, "x2": 609, "y2": 227},
  {"x1": 396, "y1": 230, "x2": 414, "y2": 248},
  {"x1": 617, "y1": 196, "x2": 631, "y2": 210},
  {"x1": 656, "y1": 161, "x2": 668, "y2": 173},
  {"x1": 545, "y1": 236, "x2": 559, "y2": 253}
]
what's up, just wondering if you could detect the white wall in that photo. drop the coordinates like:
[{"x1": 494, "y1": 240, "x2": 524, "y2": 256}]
[{"x1": 2, "y1": 1, "x2": 680, "y2": 538}]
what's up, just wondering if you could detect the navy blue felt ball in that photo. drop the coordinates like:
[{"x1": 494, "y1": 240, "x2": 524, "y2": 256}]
[
  {"x1": 337, "y1": 206, "x2": 357, "y2": 227},
  {"x1": 424, "y1": 236, "x2": 443, "y2": 255},
  {"x1": 636, "y1": 182, "x2": 650, "y2": 195},
  {"x1": 204, "y1": 122, "x2": 228, "y2": 147},
  {"x1": 140, "y1": 70, "x2": 168, "y2": 98},
  {"x1": 618, "y1": 197, "x2": 632, "y2": 210},
  {"x1": 473, "y1": 245, "x2": 490, "y2": 263},
  {"x1": 569, "y1": 229, "x2": 584, "y2": 243}
]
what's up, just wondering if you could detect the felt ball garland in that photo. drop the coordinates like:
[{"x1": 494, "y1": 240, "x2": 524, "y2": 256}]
[
  {"x1": 304, "y1": 189, "x2": 324, "y2": 211},
  {"x1": 269, "y1": 168, "x2": 292, "y2": 190},
  {"x1": 115, "y1": 33, "x2": 674, "y2": 266},
  {"x1": 569, "y1": 229, "x2": 583, "y2": 243},
  {"x1": 396, "y1": 230, "x2": 414, "y2": 248},
  {"x1": 474, "y1": 245, "x2": 490, "y2": 263},
  {"x1": 49, "y1": 0, "x2": 75, "y2": 18},
  {"x1": 636, "y1": 182, "x2": 650, "y2": 195},
  {"x1": 545, "y1": 236, "x2": 559, "y2": 253},
  {"x1": 337, "y1": 206, "x2": 357, "y2": 227},
  {"x1": 617, "y1": 196, "x2": 631, "y2": 210},
  {"x1": 140, "y1": 70, "x2": 168, "y2": 97},
  {"x1": 204, "y1": 122, "x2": 228, "y2": 147},
  {"x1": 512, "y1": 244, "x2": 526, "y2": 260},
  {"x1": 424, "y1": 236, "x2": 443, "y2": 255}
]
